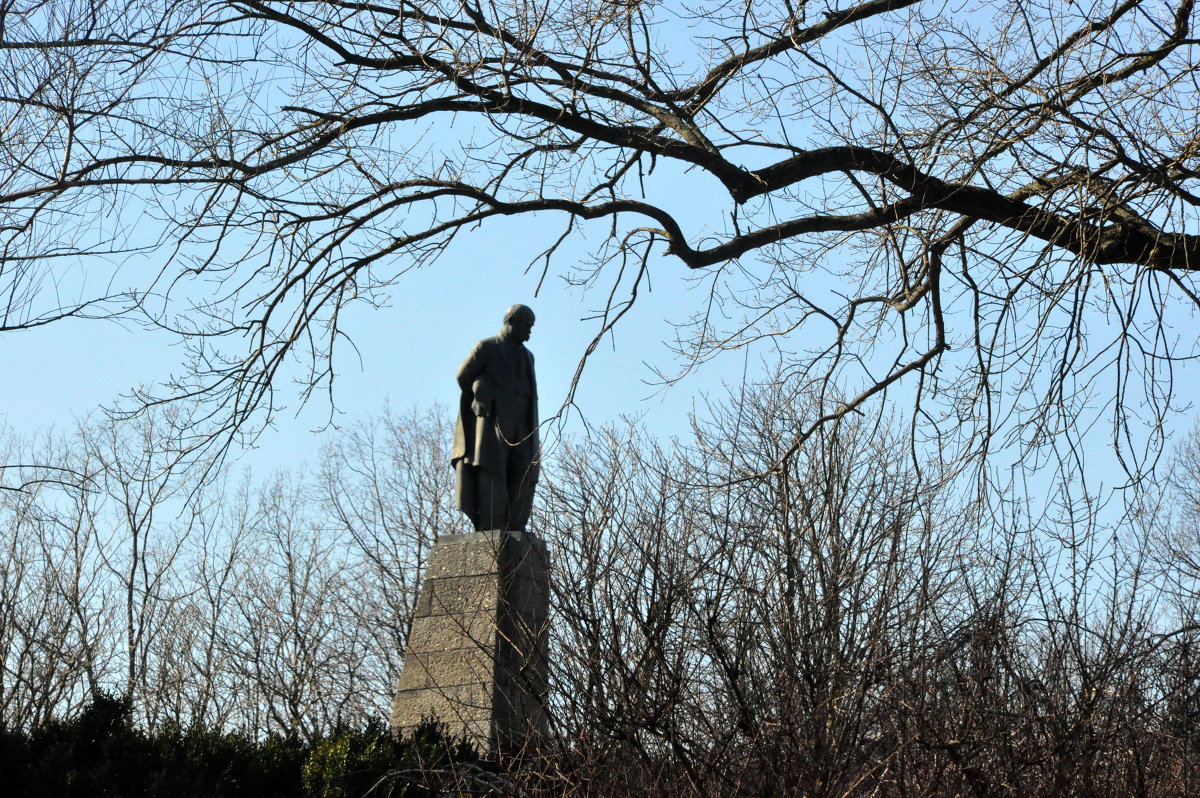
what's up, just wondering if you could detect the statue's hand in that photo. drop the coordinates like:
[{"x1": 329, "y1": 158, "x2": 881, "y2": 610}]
[{"x1": 471, "y1": 398, "x2": 490, "y2": 417}]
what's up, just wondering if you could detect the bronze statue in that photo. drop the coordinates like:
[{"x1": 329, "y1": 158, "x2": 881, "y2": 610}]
[{"x1": 452, "y1": 304, "x2": 540, "y2": 531}]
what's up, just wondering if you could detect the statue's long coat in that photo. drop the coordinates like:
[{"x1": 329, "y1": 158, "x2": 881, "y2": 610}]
[{"x1": 452, "y1": 336, "x2": 539, "y2": 514}]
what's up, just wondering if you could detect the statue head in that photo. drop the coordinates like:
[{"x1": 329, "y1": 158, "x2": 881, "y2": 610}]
[{"x1": 500, "y1": 304, "x2": 535, "y2": 343}]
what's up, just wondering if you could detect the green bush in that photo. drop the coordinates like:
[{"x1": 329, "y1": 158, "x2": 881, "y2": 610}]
[
  {"x1": 0, "y1": 694, "x2": 478, "y2": 798},
  {"x1": 303, "y1": 718, "x2": 482, "y2": 798}
]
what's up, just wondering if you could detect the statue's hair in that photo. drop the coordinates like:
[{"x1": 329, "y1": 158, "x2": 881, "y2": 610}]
[{"x1": 503, "y1": 304, "x2": 535, "y2": 323}]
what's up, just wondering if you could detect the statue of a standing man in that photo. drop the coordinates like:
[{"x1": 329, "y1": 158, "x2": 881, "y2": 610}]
[{"x1": 452, "y1": 304, "x2": 540, "y2": 532}]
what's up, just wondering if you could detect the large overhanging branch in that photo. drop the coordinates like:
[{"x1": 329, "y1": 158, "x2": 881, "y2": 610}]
[
  {"x1": 6, "y1": 0, "x2": 1194, "y2": 276},
  {"x1": 13, "y1": 129, "x2": 1198, "y2": 275}
]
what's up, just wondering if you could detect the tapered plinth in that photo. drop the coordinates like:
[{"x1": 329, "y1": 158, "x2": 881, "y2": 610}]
[{"x1": 391, "y1": 530, "x2": 549, "y2": 755}]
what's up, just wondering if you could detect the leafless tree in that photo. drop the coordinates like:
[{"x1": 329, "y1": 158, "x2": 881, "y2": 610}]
[
  {"x1": 318, "y1": 404, "x2": 469, "y2": 692},
  {"x1": 532, "y1": 378, "x2": 1200, "y2": 796},
  {"x1": 536, "y1": 381, "x2": 975, "y2": 794},
  {"x1": 0, "y1": 429, "x2": 116, "y2": 727},
  {"x1": 76, "y1": 406, "x2": 210, "y2": 726},
  {"x1": 0, "y1": 410, "x2": 426, "y2": 739},
  {"x1": 2, "y1": 401, "x2": 1200, "y2": 793},
  {"x1": 0, "y1": 0, "x2": 1194, "y2": 482},
  {"x1": 158, "y1": 475, "x2": 255, "y2": 730}
]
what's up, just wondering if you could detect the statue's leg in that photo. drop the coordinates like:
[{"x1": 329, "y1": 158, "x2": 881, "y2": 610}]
[
  {"x1": 474, "y1": 466, "x2": 509, "y2": 532},
  {"x1": 505, "y1": 439, "x2": 539, "y2": 532},
  {"x1": 454, "y1": 461, "x2": 480, "y2": 530}
]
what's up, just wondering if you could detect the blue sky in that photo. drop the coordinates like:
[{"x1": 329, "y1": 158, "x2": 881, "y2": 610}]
[{"x1": 0, "y1": 199, "x2": 754, "y2": 476}]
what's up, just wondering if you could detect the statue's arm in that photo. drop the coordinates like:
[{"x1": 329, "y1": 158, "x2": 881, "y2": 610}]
[
  {"x1": 457, "y1": 341, "x2": 486, "y2": 390},
  {"x1": 457, "y1": 341, "x2": 493, "y2": 417}
]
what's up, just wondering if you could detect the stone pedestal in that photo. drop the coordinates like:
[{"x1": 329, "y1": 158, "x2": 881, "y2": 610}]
[{"x1": 391, "y1": 530, "x2": 549, "y2": 755}]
